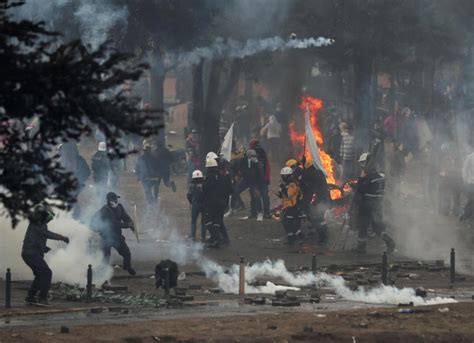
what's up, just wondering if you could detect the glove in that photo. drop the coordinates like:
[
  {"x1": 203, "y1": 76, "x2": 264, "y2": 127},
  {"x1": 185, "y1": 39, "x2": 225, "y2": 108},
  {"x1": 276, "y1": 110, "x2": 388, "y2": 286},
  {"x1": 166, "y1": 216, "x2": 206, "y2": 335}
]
[
  {"x1": 62, "y1": 236, "x2": 70, "y2": 244},
  {"x1": 44, "y1": 247, "x2": 52, "y2": 253}
]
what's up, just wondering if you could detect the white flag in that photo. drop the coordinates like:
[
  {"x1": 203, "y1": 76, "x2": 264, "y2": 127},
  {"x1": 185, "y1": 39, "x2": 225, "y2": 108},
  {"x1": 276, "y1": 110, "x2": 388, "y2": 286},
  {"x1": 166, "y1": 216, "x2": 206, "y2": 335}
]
[
  {"x1": 220, "y1": 123, "x2": 234, "y2": 162},
  {"x1": 305, "y1": 104, "x2": 326, "y2": 176}
]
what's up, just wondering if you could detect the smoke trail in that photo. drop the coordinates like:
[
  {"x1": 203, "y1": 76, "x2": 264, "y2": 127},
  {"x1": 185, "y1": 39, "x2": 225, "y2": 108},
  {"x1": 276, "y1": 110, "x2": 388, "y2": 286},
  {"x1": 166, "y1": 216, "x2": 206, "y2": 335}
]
[
  {"x1": 172, "y1": 36, "x2": 334, "y2": 66},
  {"x1": 201, "y1": 259, "x2": 457, "y2": 306}
]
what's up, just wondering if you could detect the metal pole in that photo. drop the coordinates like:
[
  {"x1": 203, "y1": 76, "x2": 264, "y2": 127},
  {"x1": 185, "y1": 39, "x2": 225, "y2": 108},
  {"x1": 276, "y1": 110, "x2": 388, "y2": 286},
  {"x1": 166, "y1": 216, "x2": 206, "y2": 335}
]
[
  {"x1": 450, "y1": 248, "x2": 455, "y2": 284},
  {"x1": 164, "y1": 268, "x2": 170, "y2": 297},
  {"x1": 86, "y1": 265, "x2": 93, "y2": 302},
  {"x1": 311, "y1": 255, "x2": 317, "y2": 274},
  {"x1": 382, "y1": 252, "x2": 388, "y2": 285},
  {"x1": 239, "y1": 257, "x2": 245, "y2": 295},
  {"x1": 5, "y1": 268, "x2": 11, "y2": 309}
]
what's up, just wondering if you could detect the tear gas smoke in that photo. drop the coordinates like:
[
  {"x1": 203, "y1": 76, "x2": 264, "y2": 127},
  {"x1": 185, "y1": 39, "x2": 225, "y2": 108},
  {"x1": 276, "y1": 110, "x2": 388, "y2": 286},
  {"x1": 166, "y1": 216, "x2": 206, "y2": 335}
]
[
  {"x1": 173, "y1": 36, "x2": 334, "y2": 66},
  {"x1": 200, "y1": 259, "x2": 457, "y2": 306},
  {"x1": 12, "y1": 0, "x2": 128, "y2": 49},
  {"x1": 0, "y1": 210, "x2": 113, "y2": 286}
]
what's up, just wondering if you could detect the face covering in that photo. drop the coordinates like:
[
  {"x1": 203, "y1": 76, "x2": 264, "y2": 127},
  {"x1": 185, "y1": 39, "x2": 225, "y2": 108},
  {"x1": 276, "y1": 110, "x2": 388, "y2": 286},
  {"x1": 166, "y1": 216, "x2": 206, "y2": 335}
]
[{"x1": 109, "y1": 200, "x2": 119, "y2": 208}]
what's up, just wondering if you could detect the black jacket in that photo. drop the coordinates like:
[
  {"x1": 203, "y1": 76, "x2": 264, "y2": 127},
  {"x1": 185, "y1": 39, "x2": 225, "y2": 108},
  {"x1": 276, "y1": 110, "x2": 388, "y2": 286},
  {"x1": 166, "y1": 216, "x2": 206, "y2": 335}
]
[
  {"x1": 187, "y1": 182, "x2": 204, "y2": 207},
  {"x1": 301, "y1": 166, "x2": 329, "y2": 203},
  {"x1": 135, "y1": 151, "x2": 157, "y2": 181},
  {"x1": 203, "y1": 168, "x2": 232, "y2": 210},
  {"x1": 356, "y1": 171, "x2": 385, "y2": 210},
  {"x1": 91, "y1": 151, "x2": 110, "y2": 183},
  {"x1": 90, "y1": 204, "x2": 133, "y2": 244},
  {"x1": 22, "y1": 222, "x2": 64, "y2": 256},
  {"x1": 238, "y1": 158, "x2": 264, "y2": 186}
]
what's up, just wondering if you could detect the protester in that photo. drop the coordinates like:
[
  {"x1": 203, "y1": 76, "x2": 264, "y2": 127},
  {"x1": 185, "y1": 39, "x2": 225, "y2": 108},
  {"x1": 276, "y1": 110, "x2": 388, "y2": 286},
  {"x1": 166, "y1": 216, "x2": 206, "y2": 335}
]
[
  {"x1": 232, "y1": 149, "x2": 265, "y2": 220},
  {"x1": 57, "y1": 142, "x2": 90, "y2": 218},
  {"x1": 249, "y1": 139, "x2": 271, "y2": 218},
  {"x1": 339, "y1": 122, "x2": 356, "y2": 181},
  {"x1": 260, "y1": 115, "x2": 282, "y2": 161},
  {"x1": 22, "y1": 204, "x2": 69, "y2": 306},
  {"x1": 438, "y1": 139, "x2": 461, "y2": 216},
  {"x1": 187, "y1": 170, "x2": 205, "y2": 241},
  {"x1": 135, "y1": 141, "x2": 160, "y2": 205},
  {"x1": 353, "y1": 153, "x2": 395, "y2": 254},
  {"x1": 90, "y1": 192, "x2": 136, "y2": 275},
  {"x1": 278, "y1": 166, "x2": 304, "y2": 244},
  {"x1": 91, "y1": 142, "x2": 111, "y2": 201}
]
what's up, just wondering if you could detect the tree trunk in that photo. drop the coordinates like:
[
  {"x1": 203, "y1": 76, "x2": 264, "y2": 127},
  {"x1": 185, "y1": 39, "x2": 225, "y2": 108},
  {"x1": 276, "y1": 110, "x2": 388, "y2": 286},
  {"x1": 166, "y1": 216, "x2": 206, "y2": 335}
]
[
  {"x1": 353, "y1": 54, "x2": 375, "y2": 151},
  {"x1": 150, "y1": 58, "x2": 165, "y2": 144}
]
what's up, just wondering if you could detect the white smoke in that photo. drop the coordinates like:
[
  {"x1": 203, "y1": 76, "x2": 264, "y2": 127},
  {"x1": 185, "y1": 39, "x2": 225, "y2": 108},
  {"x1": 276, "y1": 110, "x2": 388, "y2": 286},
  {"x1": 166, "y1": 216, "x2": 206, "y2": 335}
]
[
  {"x1": 12, "y1": 0, "x2": 128, "y2": 49},
  {"x1": 172, "y1": 36, "x2": 335, "y2": 66},
  {"x1": 200, "y1": 259, "x2": 457, "y2": 306},
  {"x1": 0, "y1": 210, "x2": 113, "y2": 286}
]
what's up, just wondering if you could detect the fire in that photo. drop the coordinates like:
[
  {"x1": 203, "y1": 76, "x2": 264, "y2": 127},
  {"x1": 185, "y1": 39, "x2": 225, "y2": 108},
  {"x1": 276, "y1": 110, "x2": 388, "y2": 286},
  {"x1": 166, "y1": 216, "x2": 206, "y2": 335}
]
[{"x1": 289, "y1": 96, "x2": 339, "y2": 199}]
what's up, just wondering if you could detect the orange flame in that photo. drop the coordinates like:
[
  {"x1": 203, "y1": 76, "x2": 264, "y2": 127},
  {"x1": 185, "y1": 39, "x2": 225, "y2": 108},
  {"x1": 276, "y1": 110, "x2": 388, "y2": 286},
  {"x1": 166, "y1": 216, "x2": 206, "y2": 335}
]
[{"x1": 289, "y1": 96, "x2": 339, "y2": 199}]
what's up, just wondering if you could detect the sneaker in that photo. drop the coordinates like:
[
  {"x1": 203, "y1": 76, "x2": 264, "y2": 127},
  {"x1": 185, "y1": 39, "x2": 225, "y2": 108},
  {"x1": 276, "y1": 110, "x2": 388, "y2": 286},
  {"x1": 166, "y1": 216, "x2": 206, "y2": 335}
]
[
  {"x1": 257, "y1": 213, "x2": 263, "y2": 221},
  {"x1": 241, "y1": 214, "x2": 257, "y2": 220},
  {"x1": 125, "y1": 267, "x2": 137, "y2": 276},
  {"x1": 35, "y1": 298, "x2": 52, "y2": 307},
  {"x1": 25, "y1": 296, "x2": 36, "y2": 305}
]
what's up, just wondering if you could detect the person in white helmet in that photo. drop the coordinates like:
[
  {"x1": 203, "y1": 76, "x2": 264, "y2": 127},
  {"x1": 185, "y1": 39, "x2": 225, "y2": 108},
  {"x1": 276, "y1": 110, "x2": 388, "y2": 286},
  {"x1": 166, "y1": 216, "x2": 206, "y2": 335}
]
[
  {"x1": 202, "y1": 157, "x2": 232, "y2": 248},
  {"x1": 187, "y1": 170, "x2": 205, "y2": 241},
  {"x1": 277, "y1": 166, "x2": 304, "y2": 244},
  {"x1": 353, "y1": 152, "x2": 395, "y2": 254},
  {"x1": 91, "y1": 141, "x2": 111, "y2": 201}
]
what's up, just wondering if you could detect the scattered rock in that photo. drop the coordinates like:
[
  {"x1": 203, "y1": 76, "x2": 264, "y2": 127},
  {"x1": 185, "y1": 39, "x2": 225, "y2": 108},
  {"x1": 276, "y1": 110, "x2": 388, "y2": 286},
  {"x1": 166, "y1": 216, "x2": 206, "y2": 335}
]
[
  {"x1": 208, "y1": 288, "x2": 222, "y2": 294},
  {"x1": 275, "y1": 290, "x2": 287, "y2": 299},
  {"x1": 108, "y1": 307, "x2": 123, "y2": 313},
  {"x1": 188, "y1": 285, "x2": 201, "y2": 290},
  {"x1": 60, "y1": 326, "x2": 69, "y2": 334},
  {"x1": 438, "y1": 307, "x2": 450, "y2": 313},
  {"x1": 174, "y1": 287, "x2": 187, "y2": 296},
  {"x1": 351, "y1": 323, "x2": 368, "y2": 329},
  {"x1": 303, "y1": 326, "x2": 313, "y2": 333},
  {"x1": 267, "y1": 325, "x2": 277, "y2": 330},
  {"x1": 102, "y1": 284, "x2": 128, "y2": 292},
  {"x1": 398, "y1": 302, "x2": 414, "y2": 307},
  {"x1": 90, "y1": 308, "x2": 104, "y2": 314},
  {"x1": 176, "y1": 295, "x2": 194, "y2": 302},
  {"x1": 316, "y1": 314, "x2": 327, "y2": 318},
  {"x1": 272, "y1": 300, "x2": 300, "y2": 307}
]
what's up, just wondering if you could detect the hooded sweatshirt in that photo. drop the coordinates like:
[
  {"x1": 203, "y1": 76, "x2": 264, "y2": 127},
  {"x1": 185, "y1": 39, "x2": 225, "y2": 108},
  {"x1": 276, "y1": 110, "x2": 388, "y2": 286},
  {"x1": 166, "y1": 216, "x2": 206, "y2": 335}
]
[{"x1": 260, "y1": 115, "x2": 282, "y2": 139}]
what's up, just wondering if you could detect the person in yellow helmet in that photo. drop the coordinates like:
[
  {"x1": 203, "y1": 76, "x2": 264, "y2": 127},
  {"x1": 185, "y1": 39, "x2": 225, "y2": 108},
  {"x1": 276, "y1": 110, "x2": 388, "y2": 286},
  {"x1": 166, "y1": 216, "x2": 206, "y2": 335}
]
[
  {"x1": 285, "y1": 159, "x2": 299, "y2": 168},
  {"x1": 278, "y1": 167, "x2": 304, "y2": 244}
]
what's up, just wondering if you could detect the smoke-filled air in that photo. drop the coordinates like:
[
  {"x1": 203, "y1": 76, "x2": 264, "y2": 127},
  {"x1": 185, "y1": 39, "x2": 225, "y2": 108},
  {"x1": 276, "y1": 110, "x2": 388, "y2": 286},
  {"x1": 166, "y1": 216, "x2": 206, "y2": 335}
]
[{"x1": 1, "y1": 0, "x2": 474, "y2": 341}]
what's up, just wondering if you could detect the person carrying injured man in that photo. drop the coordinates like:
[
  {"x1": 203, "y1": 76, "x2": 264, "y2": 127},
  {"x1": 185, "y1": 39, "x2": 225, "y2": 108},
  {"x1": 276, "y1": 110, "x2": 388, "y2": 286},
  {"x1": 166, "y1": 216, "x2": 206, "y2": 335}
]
[
  {"x1": 353, "y1": 152, "x2": 396, "y2": 254},
  {"x1": 90, "y1": 192, "x2": 136, "y2": 275},
  {"x1": 22, "y1": 204, "x2": 69, "y2": 306},
  {"x1": 278, "y1": 166, "x2": 304, "y2": 244}
]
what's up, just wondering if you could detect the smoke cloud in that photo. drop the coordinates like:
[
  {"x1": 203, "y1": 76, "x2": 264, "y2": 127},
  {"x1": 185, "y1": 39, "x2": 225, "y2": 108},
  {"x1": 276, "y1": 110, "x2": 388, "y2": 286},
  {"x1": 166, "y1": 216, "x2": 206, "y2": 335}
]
[
  {"x1": 12, "y1": 0, "x2": 128, "y2": 49},
  {"x1": 0, "y1": 210, "x2": 113, "y2": 286},
  {"x1": 172, "y1": 37, "x2": 334, "y2": 66}
]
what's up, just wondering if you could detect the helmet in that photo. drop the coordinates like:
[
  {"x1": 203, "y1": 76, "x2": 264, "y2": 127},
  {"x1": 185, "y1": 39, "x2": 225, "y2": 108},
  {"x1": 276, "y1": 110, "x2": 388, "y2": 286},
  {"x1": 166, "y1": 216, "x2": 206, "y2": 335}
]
[
  {"x1": 192, "y1": 170, "x2": 203, "y2": 179},
  {"x1": 206, "y1": 151, "x2": 218, "y2": 160},
  {"x1": 98, "y1": 142, "x2": 107, "y2": 152},
  {"x1": 106, "y1": 192, "x2": 120, "y2": 202},
  {"x1": 280, "y1": 167, "x2": 293, "y2": 176},
  {"x1": 358, "y1": 152, "x2": 369, "y2": 164},
  {"x1": 31, "y1": 203, "x2": 55, "y2": 224},
  {"x1": 246, "y1": 149, "x2": 257, "y2": 157},
  {"x1": 285, "y1": 159, "x2": 298, "y2": 168},
  {"x1": 205, "y1": 157, "x2": 218, "y2": 168}
]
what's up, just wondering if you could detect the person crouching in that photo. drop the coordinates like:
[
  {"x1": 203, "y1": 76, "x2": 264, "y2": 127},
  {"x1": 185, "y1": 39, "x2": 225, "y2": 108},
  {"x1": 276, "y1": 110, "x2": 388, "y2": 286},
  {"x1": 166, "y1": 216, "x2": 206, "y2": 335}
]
[{"x1": 90, "y1": 192, "x2": 136, "y2": 275}]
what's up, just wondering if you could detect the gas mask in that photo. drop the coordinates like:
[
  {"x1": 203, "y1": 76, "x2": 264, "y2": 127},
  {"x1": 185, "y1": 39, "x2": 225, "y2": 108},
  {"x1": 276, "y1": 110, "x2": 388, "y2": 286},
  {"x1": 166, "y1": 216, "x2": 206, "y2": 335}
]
[{"x1": 109, "y1": 200, "x2": 119, "y2": 208}]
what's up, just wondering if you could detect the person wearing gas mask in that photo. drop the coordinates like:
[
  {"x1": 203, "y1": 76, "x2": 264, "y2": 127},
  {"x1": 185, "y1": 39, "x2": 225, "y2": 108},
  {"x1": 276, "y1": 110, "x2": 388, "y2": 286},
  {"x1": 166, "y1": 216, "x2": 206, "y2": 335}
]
[
  {"x1": 22, "y1": 204, "x2": 70, "y2": 306},
  {"x1": 278, "y1": 167, "x2": 304, "y2": 244},
  {"x1": 90, "y1": 192, "x2": 136, "y2": 275},
  {"x1": 353, "y1": 153, "x2": 396, "y2": 254}
]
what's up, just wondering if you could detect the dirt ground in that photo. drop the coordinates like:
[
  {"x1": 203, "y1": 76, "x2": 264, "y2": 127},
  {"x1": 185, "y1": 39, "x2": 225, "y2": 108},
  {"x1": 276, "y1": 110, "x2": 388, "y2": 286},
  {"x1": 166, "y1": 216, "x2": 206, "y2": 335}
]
[
  {"x1": 1, "y1": 303, "x2": 474, "y2": 342},
  {"x1": 1, "y1": 135, "x2": 474, "y2": 342}
]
